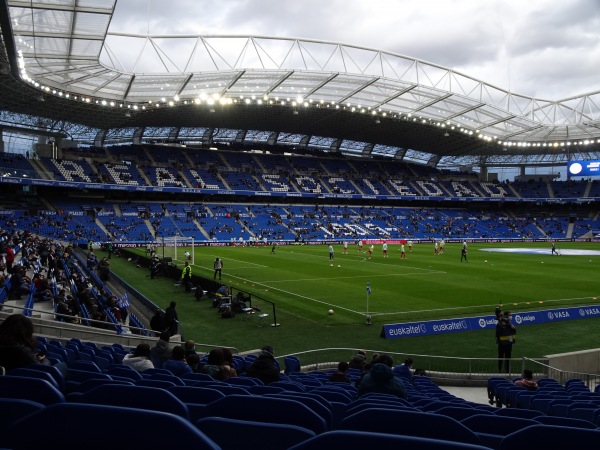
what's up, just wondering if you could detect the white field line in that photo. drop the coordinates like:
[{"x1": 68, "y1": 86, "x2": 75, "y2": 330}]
[
  {"x1": 263, "y1": 271, "x2": 446, "y2": 283},
  {"x1": 224, "y1": 273, "x2": 364, "y2": 316}
]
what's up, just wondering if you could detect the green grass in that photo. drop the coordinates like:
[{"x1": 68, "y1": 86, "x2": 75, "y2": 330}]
[{"x1": 109, "y1": 241, "x2": 600, "y2": 359}]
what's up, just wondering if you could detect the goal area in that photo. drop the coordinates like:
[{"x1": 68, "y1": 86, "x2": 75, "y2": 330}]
[{"x1": 160, "y1": 236, "x2": 195, "y2": 265}]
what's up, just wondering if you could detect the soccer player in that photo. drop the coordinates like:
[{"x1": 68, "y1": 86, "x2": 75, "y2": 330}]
[
  {"x1": 343, "y1": 241, "x2": 349, "y2": 254},
  {"x1": 400, "y1": 243, "x2": 407, "y2": 259},
  {"x1": 434, "y1": 241, "x2": 439, "y2": 255},
  {"x1": 184, "y1": 250, "x2": 192, "y2": 260},
  {"x1": 367, "y1": 244, "x2": 374, "y2": 259},
  {"x1": 329, "y1": 245, "x2": 334, "y2": 265},
  {"x1": 270, "y1": 243, "x2": 277, "y2": 254},
  {"x1": 357, "y1": 239, "x2": 363, "y2": 252},
  {"x1": 408, "y1": 240, "x2": 413, "y2": 252},
  {"x1": 382, "y1": 242, "x2": 388, "y2": 257},
  {"x1": 551, "y1": 242, "x2": 559, "y2": 255},
  {"x1": 439, "y1": 239, "x2": 445, "y2": 254},
  {"x1": 461, "y1": 246, "x2": 468, "y2": 262}
]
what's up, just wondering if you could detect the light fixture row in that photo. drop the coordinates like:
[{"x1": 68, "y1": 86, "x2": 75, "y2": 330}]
[{"x1": 15, "y1": 50, "x2": 600, "y2": 149}]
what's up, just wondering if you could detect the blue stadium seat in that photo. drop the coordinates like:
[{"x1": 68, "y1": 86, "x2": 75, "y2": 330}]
[
  {"x1": 5, "y1": 403, "x2": 220, "y2": 450},
  {"x1": 20, "y1": 363, "x2": 65, "y2": 391},
  {"x1": 198, "y1": 394, "x2": 328, "y2": 434},
  {"x1": 536, "y1": 415, "x2": 599, "y2": 429},
  {"x1": 498, "y1": 424, "x2": 600, "y2": 450},
  {"x1": 168, "y1": 385, "x2": 226, "y2": 404},
  {"x1": 0, "y1": 398, "x2": 45, "y2": 447},
  {"x1": 338, "y1": 407, "x2": 482, "y2": 446},
  {"x1": 196, "y1": 417, "x2": 316, "y2": 450},
  {"x1": 7, "y1": 367, "x2": 62, "y2": 391},
  {"x1": 135, "y1": 379, "x2": 177, "y2": 389},
  {"x1": 197, "y1": 384, "x2": 250, "y2": 396},
  {"x1": 105, "y1": 365, "x2": 144, "y2": 381},
  {"x1": 284, "y1": 355, "x2": 301, "y2": 375},
  {"x1": 435, "y1": 406, "x2": 494, "y2": 421},
  {"x1": 266, "y1": 392, "x2": 334, "y2": 428},
  {"x1": 224, "y1": 376, "x2": 262, "y2": 387},
  {"x1": 461, "y1": 413, "x2": 540, "y2": 449},
  {"x1": 246, "y1": 384, "x2": 286, "y2": 395},
  {"x1": 0, "y1": 376, "x2": 65, "y2": 405},
  {"x1": 74, "y1": 384, "x2": 190, "y2": 420},
  {"x1": 494, "y1": 408, "x2": 545, "y2": 420},
  {"x1": 66, "y1": 378, "x2": 134, "y2": 394},
  {"x1": 287, "y1": 430, "x2": 492, "y2": 450}
]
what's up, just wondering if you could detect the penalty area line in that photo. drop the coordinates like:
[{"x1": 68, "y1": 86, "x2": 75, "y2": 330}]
[{"x1": 225, "y1": 274, "x2": 365, "y2": 317}]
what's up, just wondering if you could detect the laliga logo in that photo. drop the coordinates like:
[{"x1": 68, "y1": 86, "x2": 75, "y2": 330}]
[
  {"x1": 514, "y1": 315, "x2": 522, "y2": 325},
  {"x1": 579, "y1": 308, "x2": 585, "y2": 317},
  {"x1": 547, "y1": 312, "x2": 554, "y2": 320},
  {"x1": 478, "y1": 318, "x2": 486, "y2": 328},
  {"x1": 419, "y1": 324, "x2": 427, "y2": 333}
]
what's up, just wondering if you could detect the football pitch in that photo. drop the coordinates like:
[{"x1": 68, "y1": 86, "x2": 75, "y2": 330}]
[
  {"x1": 177, "y1": 241, "x2": 598, "y2": 322},
  {"x1": 117, "y1": 241, "x2": 600, "y2": 358}
]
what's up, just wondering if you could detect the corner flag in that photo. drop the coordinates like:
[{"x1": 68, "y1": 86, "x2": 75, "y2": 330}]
[{"x1": 366, "y1": 281, "x2": 372, "y2": 295}]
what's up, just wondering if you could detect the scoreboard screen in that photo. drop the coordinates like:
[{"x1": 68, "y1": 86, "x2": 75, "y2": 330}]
[{"x1": 567, "y1": 160, "x2": 600, "y2": 178}]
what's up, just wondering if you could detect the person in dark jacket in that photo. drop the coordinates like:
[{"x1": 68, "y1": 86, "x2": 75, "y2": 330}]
[
  {"x1": 348, "y1": 349, "x2": 368, "y2": 370},
  {"x1": 357, "y1": 354, "x2": 406, "y2": 398},
  {"x1": 150, "y1": 308, "x2": 166, "y2": 335},
  {"x1": 0, "y1": 314, "x2": 45, "y2": 372},
  {"x1": 164, "y1": 301, "x2": 178, "y2": 336},
  {"x1": 246, "y1": 345, "x2": 280, "y2": 385},
  {"x1": 150, "y1": 332, "x2": 172, "y2": 368},
  {"x1": 496, "y1": 310, "x2": 516, "y2": 373},
  {"x1": 162, "y1": 345, "x2": 192, "y2": 376}
]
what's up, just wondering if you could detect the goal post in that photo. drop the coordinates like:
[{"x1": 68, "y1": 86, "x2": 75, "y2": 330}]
[{"x1": 160, "y1": 236, "x2": 195, "y2": 265}]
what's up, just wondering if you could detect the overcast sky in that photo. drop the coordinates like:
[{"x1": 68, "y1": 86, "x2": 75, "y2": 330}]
[{"x1": 110, "y1": 0, "x2": 600, "y2": 101}]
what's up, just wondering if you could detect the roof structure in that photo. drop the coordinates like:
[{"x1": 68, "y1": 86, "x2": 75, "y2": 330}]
[{"x1": 1, "y1": 0, "x2": 600, "y2": 167}]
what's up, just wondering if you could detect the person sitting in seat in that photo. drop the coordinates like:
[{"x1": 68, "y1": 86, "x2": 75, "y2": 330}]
[
  {"x1": 162, "y1": 345, "x2": 192, "y2": 376},
  {"x1": 246, "y1": 346, "x2": 280, "y2": 385},
  {"x1": 231, "y1": 292, "x2": 249, "y2": 314},
  {"x1": 392, "y1": 357, "x2": 414, "y2": 383},
  {"x1": 514, "y1": 369, "x2": 538, "y2": 390},
  {"x1": 356, "y1": 354, "x2": 406, "y2": 399},
  {"x1": 122, "y1": 343, "x2": 154, "y2": 372}
]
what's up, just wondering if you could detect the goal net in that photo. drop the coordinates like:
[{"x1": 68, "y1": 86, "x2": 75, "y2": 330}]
[{"x1": 160, "y1": 236, "x2": 195, "y2": 265}]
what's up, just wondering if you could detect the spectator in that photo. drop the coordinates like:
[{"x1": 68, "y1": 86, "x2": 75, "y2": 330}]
[
  {"x1": 356, "y1": 354, "x2": 407, "y2": 399},
  {"x1": 348, "y1": 349, "x2": 368, "y2": 370},
  {"x1": 220, "y1": 347, "x2": 238, "y2": 378},
  {"x1": 328, "y1": 361, "x2": 351, "y2": 383},
  {"x1": 246, "y1": 345, "x2": 280, "y2": 385},
  {"x1": 5, "y1": 244, "x2": 15, "y2": 273},
  {"x1": 164, "y1": 301, "x2": 178, "y2": 337},
  {"x1": 0, "y1": 314, "x2": 50, "y2": 372},
  {"x1": 55, "y1": 298, "x2": 78, "y2": 324},
  {"x1": 149, "y1": 308, "x2": 166, "y2": 335},
  {"x1": 9, "y1": 266, "x2": 30, "y2": 300},
  {"x1": 98, "y1": 257, "x2": 110, "y2": 281},
  {"x1": 514, "y1": 369, "x2": 538, "y2": 390},
  {"x1": 200, "y1": 348, "x2": 232, "y2": 380},
  {"x1": 186, "y1": 352, "x2": 202, "y2": 373},
  {"x1": 122, "y1": 343, "x2": 154, "y2": 372},
  {"x1": 392, "y1": 358, "x2": 414, "y2": 382},
  {"x1": 184, "y1": 339, "x2": 198, "y2": 357},
  {"x1": 163, "y1": 345, "x2": 192, "y2": 376},
  {"x1": 150, "y1": 331, "x2": 172, "y2": 368}
]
